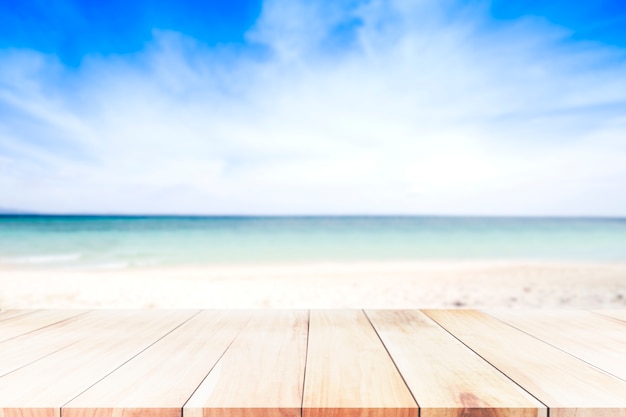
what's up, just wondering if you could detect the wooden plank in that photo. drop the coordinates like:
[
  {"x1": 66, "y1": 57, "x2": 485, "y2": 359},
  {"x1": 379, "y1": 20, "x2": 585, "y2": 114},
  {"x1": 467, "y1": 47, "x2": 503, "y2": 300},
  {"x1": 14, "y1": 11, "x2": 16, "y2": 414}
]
[
  {"x1": 0, "y1": 310, "x2": 197, "y2": 417},
  {"x1": 0, "y1": 310, "x2": 167, "y2": 377},
  {"x1": 488, "y1": 310, "x2": 626, "y2": 382},
  {"x1": 0, "y1": 310, "x2": 89, "y2": 342},
  {"x1": 63, "y1": 310, "x2": 251, "y2": 417},
  {"x1": 367, "y1": 310, "x2": 546, "y2": 417},
  {"x1": 425, "y1": 309, "x2": 626, "y2": 417},
  {"x1": 184, "y1": 310, "x2": 308, "y2": 417},
  {"x1": 1, "y1": 312, "x2": 87, "y2": 377},
  {"x1": 0, "y1": 310, "x2": 34, "y2": 322},
  {"x1": 595, "y1": 310, "x2": 626, "y2": 323},
  {"x1": 302, "y1": 310, "x2": 417, "y2": 417}
]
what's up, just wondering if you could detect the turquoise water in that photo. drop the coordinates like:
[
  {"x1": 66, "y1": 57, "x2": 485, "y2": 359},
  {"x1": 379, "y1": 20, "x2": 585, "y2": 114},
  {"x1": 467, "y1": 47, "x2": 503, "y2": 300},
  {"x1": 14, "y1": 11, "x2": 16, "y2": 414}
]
[{"x1": 0, "y1": 215, "x2": 625, "y2": 268}]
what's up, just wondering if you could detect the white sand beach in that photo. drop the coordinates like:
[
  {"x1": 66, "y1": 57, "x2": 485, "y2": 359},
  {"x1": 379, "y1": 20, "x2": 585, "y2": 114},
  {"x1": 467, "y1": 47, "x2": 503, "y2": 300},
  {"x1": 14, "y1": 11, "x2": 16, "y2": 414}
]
[{"x1": 1, "y1": 261, "x2": 625, "y2": 309}]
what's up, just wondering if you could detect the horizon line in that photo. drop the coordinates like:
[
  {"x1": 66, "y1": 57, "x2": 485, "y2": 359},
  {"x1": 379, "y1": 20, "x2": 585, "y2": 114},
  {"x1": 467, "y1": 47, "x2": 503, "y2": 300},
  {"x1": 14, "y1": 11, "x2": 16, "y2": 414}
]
[{"x1": 1, "y1": 213, "x2": 626, "y2": 220}]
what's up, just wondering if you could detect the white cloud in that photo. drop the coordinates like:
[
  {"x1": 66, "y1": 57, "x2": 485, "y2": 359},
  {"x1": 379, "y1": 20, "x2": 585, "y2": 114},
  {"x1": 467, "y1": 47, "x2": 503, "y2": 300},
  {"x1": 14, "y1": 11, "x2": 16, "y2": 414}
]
[{"x1": 1, "y1": 0, "x2": 626, "y2": 215}]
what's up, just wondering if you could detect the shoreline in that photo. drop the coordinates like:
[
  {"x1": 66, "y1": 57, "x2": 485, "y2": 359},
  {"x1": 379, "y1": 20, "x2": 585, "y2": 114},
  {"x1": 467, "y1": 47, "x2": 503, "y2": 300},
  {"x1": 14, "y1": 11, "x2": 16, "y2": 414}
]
[{"x1": 1, "y1": 260, "x2": 625, "y2": 309}]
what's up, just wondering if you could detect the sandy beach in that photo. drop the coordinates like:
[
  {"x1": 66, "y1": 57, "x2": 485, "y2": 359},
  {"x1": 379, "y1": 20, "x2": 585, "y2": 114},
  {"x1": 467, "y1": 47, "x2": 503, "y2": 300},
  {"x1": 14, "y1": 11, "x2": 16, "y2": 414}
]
[{"x1": 1, "y1": 260, "x2": 625, "y2": 309}]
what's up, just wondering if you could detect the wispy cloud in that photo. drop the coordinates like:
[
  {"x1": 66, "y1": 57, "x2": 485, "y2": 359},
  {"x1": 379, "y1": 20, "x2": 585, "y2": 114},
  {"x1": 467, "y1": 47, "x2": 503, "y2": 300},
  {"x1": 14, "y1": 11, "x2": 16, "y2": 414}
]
[{"x1": 1, "y1": 0, "x2": 625, "y2": 215}]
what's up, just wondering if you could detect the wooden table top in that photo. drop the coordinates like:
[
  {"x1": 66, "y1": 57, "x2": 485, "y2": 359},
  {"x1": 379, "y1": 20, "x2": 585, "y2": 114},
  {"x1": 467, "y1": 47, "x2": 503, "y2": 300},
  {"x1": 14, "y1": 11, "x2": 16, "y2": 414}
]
[{"x1": 1, "y1": 309, "x2": 625, "y2": 417}]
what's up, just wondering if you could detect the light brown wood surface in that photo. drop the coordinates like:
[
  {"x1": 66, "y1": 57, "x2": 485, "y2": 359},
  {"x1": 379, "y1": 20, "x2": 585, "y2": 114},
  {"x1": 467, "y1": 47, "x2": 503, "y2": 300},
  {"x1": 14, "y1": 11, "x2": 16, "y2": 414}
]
[
  {"x1": 487, "y1": 310, "x2": 626, "y2": 382},
  {"x1": 595, "y1": 310, "x2": 626, "y2": 323},
  {"x1": 0, "y1": 310, "x2": 197, "y2": 417},
  {"x1": 0, "y1": 310, "x2": 88, "y2": 342},
  {"x1": 302, "y1": 310, "x2": 417, "y2": 417},
  {"x1": 0, "y1": 311, "x2": 127, "y2": 377},
  {"x1": 367, "y1": 310, "x2": 546, "y2": 417},
  {"x1": 0, "y1": 310, "x2": 34, "y2": 322},
  {"x1": 64, "y1": 310, "x2": 251, "y2": 417},
  {"x1": 184, "y1": 310, "x2": 308, "y2": 417},
  {"x1": 425, "y1": 309, "x2": 626, "y2": 417},
  {"x1": 2, "y1": 309, "x2": 626, "y2": 417}
]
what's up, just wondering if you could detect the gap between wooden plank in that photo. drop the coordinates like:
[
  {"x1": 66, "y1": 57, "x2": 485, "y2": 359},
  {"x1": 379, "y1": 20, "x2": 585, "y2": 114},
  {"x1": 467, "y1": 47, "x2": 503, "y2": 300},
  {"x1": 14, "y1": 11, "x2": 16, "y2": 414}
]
[
  {"x1": 301, "y1": 309, "x2": 311, "y2": 417},
  {"x1": 302, "y1": 310, "x2": 417, "y2": 417},
  {"x1": 362, "y1": 310, "x2": 421, "y2": 417},
  {"x1": 367, "y1": 310, "x2": 545, "y2": 417},
  {"x1": 60, "y1": 310, "x2": 204, "y2": 410},
  {"x1": 418, "y1": 309, "x2": 550, "y2": 414},
  {"x1": 1, "y1": 311, "x2": 149, "y2": 378},
  {"x1": 0, "y1": 310, "x2": 91, "y2": 343},
  {"x1": 0, "y1": 340, "x2": 82, "y2": 379},
  {"x1": 63, "y1": 310, "x2": 252, "y2": 417},
  {"x1": 486, "y1": 310, "x2": 626, "y2": 383},
  {"x1": 180, "y1": 327, "x2": 244, "y2": 417},
  {"x1": 183, "y1": 310, "x2": 308, "y2": 417},
  {"x1": 592, "y1": 310, "x2": 626, "y2": 323},
  {"x1": 0, "y1": 310, "x2": 35, "y2": 323},
  {"x1": 425, "y1": 309, "x2": 626, "y2": 417},
  {"x1": 0, "y1": 310, "x2": 199, "y2": 417}
]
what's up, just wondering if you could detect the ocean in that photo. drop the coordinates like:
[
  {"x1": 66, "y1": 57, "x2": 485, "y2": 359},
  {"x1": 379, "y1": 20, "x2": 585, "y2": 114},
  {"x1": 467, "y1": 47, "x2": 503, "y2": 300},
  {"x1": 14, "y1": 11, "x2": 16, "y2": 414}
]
[{"x1": 0, "y1": 215, "x2": 625, "y2": 269}]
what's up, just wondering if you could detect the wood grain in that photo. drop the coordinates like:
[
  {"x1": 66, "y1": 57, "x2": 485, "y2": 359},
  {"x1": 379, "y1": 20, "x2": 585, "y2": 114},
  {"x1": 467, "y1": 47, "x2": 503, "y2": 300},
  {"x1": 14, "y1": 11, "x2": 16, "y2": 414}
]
[
  {"x1": 63, "y1": 310, "x2": 251, "y2": 417},
  {"x1": 2, "y1": 309, "x2": 626, "y2": 417},
  {"x1": 0, "y1": 409, "x2": 59, "y2": 417},
  {"x1": 594, "y1": 310, "x2": 626, "y2": 323},
  {"x1": 184, "y1": 310, "x2": 308, "y2": 417},
  {"x1": 0, "y1": 311, "x2": 122, "y2": 377},
  {"x1": 487, "y1": 310, "x2": 626, "y2": 382},
  {"x1": 302, "y1": 310, "x2": 417, "y2": 417},
  {"x1": 425, "y1": 309, "x2": 626, "y2": 417},
  {"x1": 0, "y1": 310, "x2": 89, "y2": 342},
  {"x1": 367, "y1": 310, "x2": 545, "y2": 417},
  {"x1": 0, "y1": 310, "x2": 34, "y2": 322},
  {"x1": 0, "y1": 310, "x2": 196, "y2": 417}
]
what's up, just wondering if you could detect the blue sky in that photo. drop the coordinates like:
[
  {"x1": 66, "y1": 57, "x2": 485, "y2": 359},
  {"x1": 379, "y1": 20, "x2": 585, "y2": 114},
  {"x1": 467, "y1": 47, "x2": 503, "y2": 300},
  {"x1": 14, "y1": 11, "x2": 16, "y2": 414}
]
[{"x1": 1, "y1": 0, "x2": 625, "y2": 215}]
